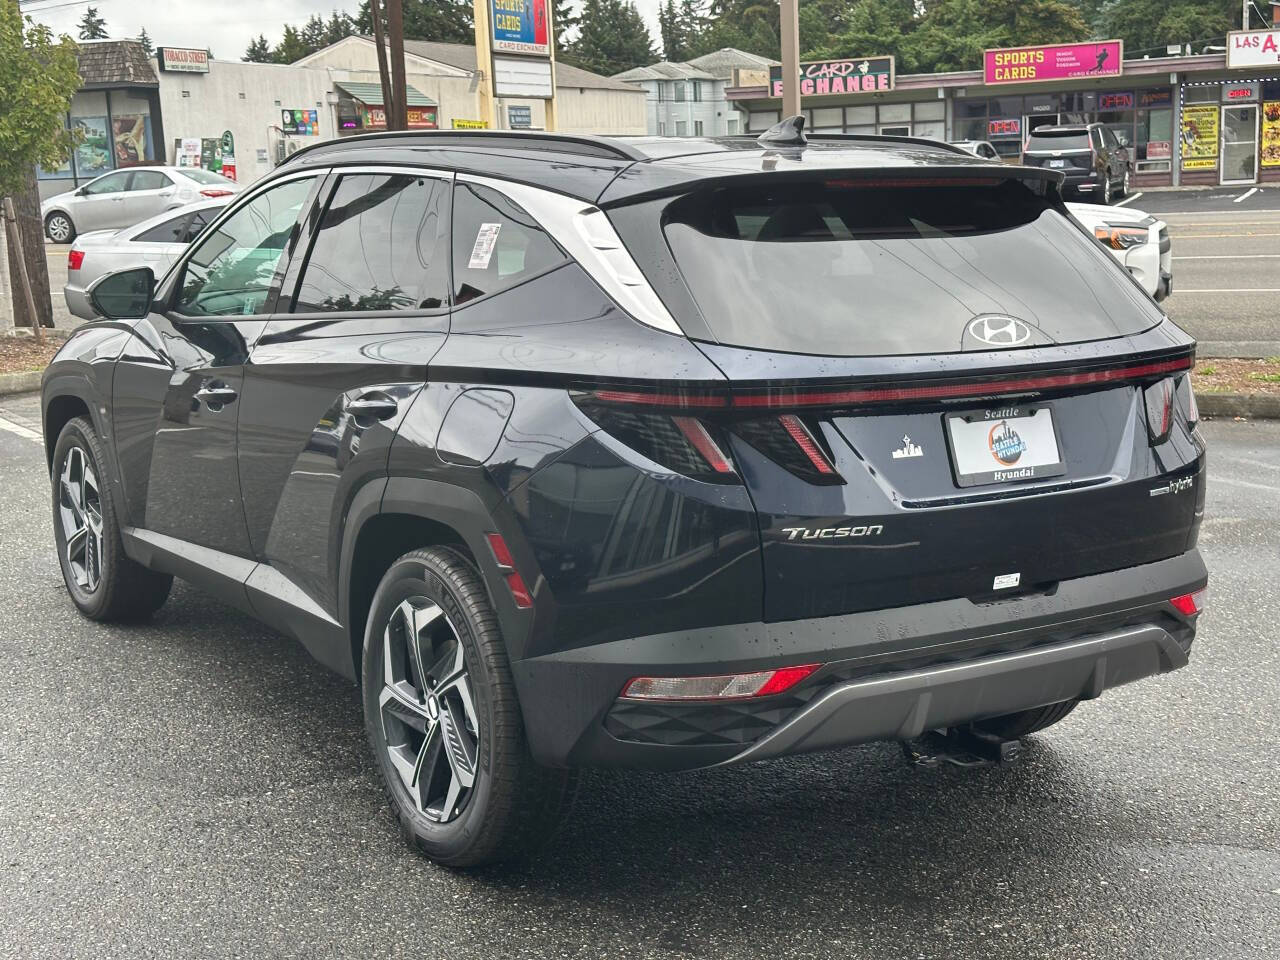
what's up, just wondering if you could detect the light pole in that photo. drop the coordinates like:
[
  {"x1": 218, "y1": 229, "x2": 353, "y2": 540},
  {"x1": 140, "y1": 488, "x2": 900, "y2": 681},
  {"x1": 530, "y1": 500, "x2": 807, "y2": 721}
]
[{"x1": 780, "y1": 0, "x2": 801, "y2": 118}]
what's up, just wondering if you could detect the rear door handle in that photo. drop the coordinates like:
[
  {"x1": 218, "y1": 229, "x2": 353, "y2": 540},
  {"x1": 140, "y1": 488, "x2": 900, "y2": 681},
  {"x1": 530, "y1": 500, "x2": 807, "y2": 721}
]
[
  {"x1": 346, "y1": 391, "x2": 399, "y2": 421},
  {"x1": 195, "y1": 383, "x2": 238, "y2": 408}
]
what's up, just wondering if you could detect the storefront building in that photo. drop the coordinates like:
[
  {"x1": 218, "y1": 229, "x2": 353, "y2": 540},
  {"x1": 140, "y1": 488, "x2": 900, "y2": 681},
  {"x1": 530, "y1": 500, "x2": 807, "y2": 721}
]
[
  {"x1": 38, "y1": 40, "x2": 166, "y2": 201},
  {"x1": 727, "y1": 32, "x2": 1280, "y2": 190}
]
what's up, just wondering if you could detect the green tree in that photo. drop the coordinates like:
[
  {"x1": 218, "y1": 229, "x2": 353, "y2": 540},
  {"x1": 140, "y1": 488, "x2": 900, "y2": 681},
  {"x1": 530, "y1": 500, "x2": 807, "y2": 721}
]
[
  {"x1": 137, "y1": 26, "x2": 153, "y2": 55},
  {"x1": 551, "y1": 0, "x2": 580, "y2": 56},
  {"x1": 659, "y1": 0, "x2": 681, "y2": 59},
  {"x1": 904, "y1": 0, "x2": 1085, "y2": 72},
  {"x1": 571, "y1": 0, "x2": 658, "y2": 74},
  {"x1": 355, "y1": 0, "x2": 473, "y2": 44},
  {"x1": 301, "y1": 13, "x2": 328, "y2": 54},
  {"x1": 243, "y1": 33, "x2": 273, "y2": 62},
  {"x1": 805, "y1": 0, "x2": 914, "y2": 61},
  {"x1": 76, "y1": 5, "x2": 107, "y2": 40},
  {"x1": 273, "y1": 24, "x2": 310, "y2": 63},
  {"x1": 1097, "y1": 0, "x2": 1236, "y2": 58},
  {"x1": 324, "y1": 11, "x2": 356, "y2": 45},
  {"x1": 1, "y1": 7, "x2": 81, "y2": 329}
]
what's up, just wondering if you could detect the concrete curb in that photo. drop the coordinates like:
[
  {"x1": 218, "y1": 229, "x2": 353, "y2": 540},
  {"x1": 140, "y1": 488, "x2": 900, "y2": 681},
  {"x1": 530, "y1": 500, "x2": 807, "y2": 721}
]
[
  {"x1": 1198, "y1": 392, "x2": 1280, "y2": 420},
  {"x1": 0, "y1": 371, "x2": 42, "y2": 396}
]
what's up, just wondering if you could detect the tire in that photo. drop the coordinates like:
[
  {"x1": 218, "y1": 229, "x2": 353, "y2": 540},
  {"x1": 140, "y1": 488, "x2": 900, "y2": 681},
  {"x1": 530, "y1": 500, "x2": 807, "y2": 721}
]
[
  {"x1": 971, "y1": 699, "x2": 1079, "y2": 739},
  {"x1": 362, "y1": 546, "x2": 575, "y2": 867},
  {"x1": 51, "y1": 417, "x2": 172, "y2": 621},
  {"x1": 1119, "y1": 166, "x2": 1130, "y2": 198},
  {"x1": 45, "y1": 211, "x2": 75, "y2": 244},
  {"x1": 1102, "y1": 176, "x2": 1113, "y2": 205}
]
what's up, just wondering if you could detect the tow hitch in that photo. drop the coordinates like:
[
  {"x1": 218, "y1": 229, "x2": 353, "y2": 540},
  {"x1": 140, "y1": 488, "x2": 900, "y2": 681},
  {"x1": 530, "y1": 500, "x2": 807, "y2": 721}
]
[{"x1": 900, "y1": 727, "x2": 1023, "y2": 769}]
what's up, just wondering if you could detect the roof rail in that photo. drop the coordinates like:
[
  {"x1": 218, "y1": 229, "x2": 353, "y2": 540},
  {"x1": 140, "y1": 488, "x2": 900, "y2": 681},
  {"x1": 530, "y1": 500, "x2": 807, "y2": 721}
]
[{"x1": 279, "y1": 128, "x2": 646, "y2": 166}]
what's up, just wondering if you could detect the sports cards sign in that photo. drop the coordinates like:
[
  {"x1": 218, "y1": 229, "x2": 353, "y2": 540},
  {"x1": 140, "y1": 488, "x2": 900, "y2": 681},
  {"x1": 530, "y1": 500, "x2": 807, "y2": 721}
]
[
  {"x1": 984, "y1": 40, "x2": 1123, "y2": 85},
  {"x1": 491, "y1": 0, "x2": 549, "y2": 57}
]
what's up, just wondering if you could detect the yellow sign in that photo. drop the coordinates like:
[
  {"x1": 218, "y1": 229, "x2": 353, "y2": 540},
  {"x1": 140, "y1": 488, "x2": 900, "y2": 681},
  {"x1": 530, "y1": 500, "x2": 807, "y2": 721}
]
[
  {"x1": 1181, "y1": 104, "x2": 1219, "y2": 170},
  {"x1": 1263, "y1": 102, "x2": 1280, "y2": 167},
  {"x1": 452, "y1": 119, "x2": 489, "y2": 129}
]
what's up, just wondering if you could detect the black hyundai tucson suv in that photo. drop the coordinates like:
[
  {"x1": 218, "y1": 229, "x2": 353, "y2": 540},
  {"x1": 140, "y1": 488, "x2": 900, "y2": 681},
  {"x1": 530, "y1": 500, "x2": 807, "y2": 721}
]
[{"x1": 42, "y1": 120, "x2": 1207, "y2": 867}]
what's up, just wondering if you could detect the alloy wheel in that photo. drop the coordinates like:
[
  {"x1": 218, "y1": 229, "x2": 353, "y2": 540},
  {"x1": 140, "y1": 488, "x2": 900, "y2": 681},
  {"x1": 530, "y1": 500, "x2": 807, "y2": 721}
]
[
  {"x1": 58, "y1": 445, "x2": 104, "y2": 592},
  {"x1": 1123, "y1": 168, "x2": 1131, "y2": 195},
  {"x1": 1103, "y1": 178, "x2": 1112, "y2": 204},
  {"x1": 378, "y1": 597, "x2": 480, "y2": 824},
  {"x1": 47, "y1": 215, "x2": 71, "y2": 243}
]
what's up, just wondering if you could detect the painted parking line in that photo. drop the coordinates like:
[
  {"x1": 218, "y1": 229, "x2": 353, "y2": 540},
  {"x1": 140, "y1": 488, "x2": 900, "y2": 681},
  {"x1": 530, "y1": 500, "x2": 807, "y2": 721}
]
[
  {"x1": 1174, "y1": 254, "x2": 1280, "y2": 259},
  {"x1": 0, "y1": 415, "x2": 42, "y2": 442},
  {"x1": 1169, "y1": 287, "x2": 1280, "y2": 293},
  {"x1": 1234, "y1": 187, "x2": 1260, "y2": 203},
  {"x1": 1113, "y1": 191, "x2": 1143, "y2": 207}
]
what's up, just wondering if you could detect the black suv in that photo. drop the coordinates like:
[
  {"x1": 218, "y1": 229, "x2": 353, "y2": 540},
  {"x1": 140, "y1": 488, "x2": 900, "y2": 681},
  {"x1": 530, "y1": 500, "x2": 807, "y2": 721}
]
[
  {"x1": 42, "y1": 121, "x2": 1207, "y2": 866},
  {"x1": 1022, "y1": 123, "x2": 1132, "y2": 203}
]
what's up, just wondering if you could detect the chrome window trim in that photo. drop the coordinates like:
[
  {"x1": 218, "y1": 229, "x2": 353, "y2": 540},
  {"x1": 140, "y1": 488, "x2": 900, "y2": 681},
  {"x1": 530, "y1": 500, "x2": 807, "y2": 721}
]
[{"x1": 457, "y1": 173, "x2": 685, "y2": 337}]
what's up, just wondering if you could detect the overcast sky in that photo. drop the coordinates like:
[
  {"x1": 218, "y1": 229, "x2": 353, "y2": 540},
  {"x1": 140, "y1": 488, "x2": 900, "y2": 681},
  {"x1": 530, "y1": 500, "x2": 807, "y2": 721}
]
[{"x1": 23, "y1": 0, "x2": 665, "y2": 63}]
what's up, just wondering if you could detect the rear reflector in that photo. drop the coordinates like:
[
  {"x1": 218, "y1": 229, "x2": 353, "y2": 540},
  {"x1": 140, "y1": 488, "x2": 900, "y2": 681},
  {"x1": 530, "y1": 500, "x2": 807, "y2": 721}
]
[
  {"x1": 67, "y1": 250, "x2": 84, "y2": 271},
  {"x1": 1144, "y1": 378, "x2": 1175, "y2": 443},
  {"x1": 622, "y1": 663, "x2": 820, "y2": 701},
  {"x1": 485, "y1": 533, "x2": 533, "y2": 609},
  {"x1": 1170, "y1": 589, "x2": 1207, "y2": 616},
  {"x1": 200, "y1": 188, "x2": 234, "y2": 198}
]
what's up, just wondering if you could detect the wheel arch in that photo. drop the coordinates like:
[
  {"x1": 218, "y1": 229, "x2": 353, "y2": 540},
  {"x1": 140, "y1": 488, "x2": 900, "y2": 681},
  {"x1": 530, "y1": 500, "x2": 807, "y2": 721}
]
[{"x1": 341, "y1": 477, "x2": 524, "y2": 681}]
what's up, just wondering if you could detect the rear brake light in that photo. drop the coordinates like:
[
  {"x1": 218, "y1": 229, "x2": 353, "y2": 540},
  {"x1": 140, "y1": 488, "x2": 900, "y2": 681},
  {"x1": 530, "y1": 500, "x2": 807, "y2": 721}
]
[
  {"x1": 67, "y1": 250, "x2": 84, "y2": 270},
  {"x1": 1144, "y1": 378, "x2": 1175, "y2": 443},
  {"x1": 672, "y1": 416, "x2": 734, "y2": 474},
  {"x1": 1170, "y1": 589, "x2": 1206, "y2": 616},
  {"x1": 778, "y1": 414, "x2": 837, "y2": 476},
  {"x1": 200, "y1": 188, "x2": 234, "y2": 198},
  {"x1": 485, "y1": 533, "x2": 533, "y2": 609},
  {"x1": 572, "y1": 399, "x2": 737, "y2": 481},
  {"x1": 621, "y1": 663, "x2": 820, "y2": 701}
]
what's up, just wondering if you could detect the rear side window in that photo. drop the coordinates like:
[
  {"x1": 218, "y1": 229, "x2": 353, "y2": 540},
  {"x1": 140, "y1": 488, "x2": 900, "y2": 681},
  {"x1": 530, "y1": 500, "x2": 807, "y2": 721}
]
[
  {"x1": 130, "y1": 170, "x2": 170, "y2": 191},
  {"x1": 185, "y1": 209, "x2": 215, "y2": 243},
  {"x1": 1026, "y1": 131, "x2": 1091, "y2": 151},
  {"x1": 293, "y1": 173, "x2": 450, "y2": 313},
  {"x1": 135, "y1": 213, "x2": 191, "y2": 244},
  {"x1": 661, "y1": 178, "x2": 1158, "y2": 356},
  {"x1": 451, "y1": 182, "x2": 566, "y2": 304},
  {"x1": 182, "y1": 169, "x2": 233, "y2": 186}
]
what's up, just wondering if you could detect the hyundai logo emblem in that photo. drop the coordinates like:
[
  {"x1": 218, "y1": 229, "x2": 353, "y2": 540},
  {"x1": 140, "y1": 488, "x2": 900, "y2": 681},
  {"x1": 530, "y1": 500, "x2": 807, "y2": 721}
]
[{"x1": 968, "y1": 315, "x2": 1033, "y2": 347}]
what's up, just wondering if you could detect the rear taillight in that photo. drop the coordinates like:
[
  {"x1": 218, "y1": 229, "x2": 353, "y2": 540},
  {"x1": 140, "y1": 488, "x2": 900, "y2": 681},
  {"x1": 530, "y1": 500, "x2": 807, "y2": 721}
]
[
  {"x1": 67, "y1": 249, "x2": 84, "y2": 270},
  {"x1": 485, "y1": 533, "x2": 533, "y2": 609},
  {"x1": 621, "y1": 663, "x2": 820, "y2": 701},
  {"x1": 1170, "y1": 588, "x2": 1207, "y2": 616},
  {"x1": 200, "y1": 188, "x2": 234, "y2": 198},
  {"x1": 1178, "y1": 374, "x2": 1200, "y2": 428},
  {"x1": 1143, "y1": 378, "x2": 1175, "y2": 443},
  {"x1": 572, "y1": 401, "x2": 737, "y2": 482},
  {"x1": 732, "y1": 415, "x2": 843, "y2": 484}
]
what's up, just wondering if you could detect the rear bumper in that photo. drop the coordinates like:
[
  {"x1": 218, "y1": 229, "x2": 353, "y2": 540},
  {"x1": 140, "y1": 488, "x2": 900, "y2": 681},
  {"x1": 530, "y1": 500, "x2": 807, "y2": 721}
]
[{"x1": 512, "y1": 550, "x2": 1206, "y2": 770}]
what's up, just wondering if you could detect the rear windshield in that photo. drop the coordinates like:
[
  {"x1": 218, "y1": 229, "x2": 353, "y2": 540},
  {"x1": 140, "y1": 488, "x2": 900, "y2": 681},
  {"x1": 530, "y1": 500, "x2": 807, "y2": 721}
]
[
  {"x1": 182, "y1": 169, "x2": 233, "y2": 186},
  {"x1": 661, "y1": 178, "x2": 1157, "y2": 356},
  {"x1": 1026, "y1": 131, "x2": 1091, "y2": 151}
]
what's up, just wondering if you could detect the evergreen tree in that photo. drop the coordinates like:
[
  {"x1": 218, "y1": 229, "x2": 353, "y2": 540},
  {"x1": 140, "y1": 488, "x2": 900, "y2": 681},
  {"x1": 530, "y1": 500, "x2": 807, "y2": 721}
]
[
  {"x1": 1097, "y1": 0, "x2": 1236, "y2": 59},
  {"x1": 273, "y1": 24, "x2": 310, "y2": 63},
  {"x1": 355, "y1": 0, "x2": 473, "y2": 45},
  {"x1": 243, "y1": 34, "x2": 273, "y2": 63},
  {"x1": 325, "y1": 11, "x2": 356, "y2": 45},
  {"x1": 551, "y1": 0, "x2": 580, "y2": 56},
  {"x1": 76, "y1": 6, "x2": 108, "y2": 40},
  {"x1": 137, "y1": 26, "x2": 153, "y2": 55},
  {"x1": 572, "y1": 0, "x2": 658, "y2": 74},
  {"x1": 659, "y1": 0, "x2": 682, "y2": 60},
  {"x1": 301, "y1": 13, "x2": 328, "y2": 54}
]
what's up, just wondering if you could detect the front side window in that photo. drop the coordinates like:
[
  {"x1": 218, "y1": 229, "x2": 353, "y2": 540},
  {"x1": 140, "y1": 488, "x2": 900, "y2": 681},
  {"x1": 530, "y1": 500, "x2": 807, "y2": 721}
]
[
  {"x1": 451, "y1": 182, "x2": 566, "y2": 304},
  {"x1": 83, "y1": 172, "x2": 130, "y2": 195},
  {"x1": 175, "y1": 177, "x2": 315, "y2": 317},
  {"x1": 293, "y1": 173, "x2": 450, "y2": 313}
]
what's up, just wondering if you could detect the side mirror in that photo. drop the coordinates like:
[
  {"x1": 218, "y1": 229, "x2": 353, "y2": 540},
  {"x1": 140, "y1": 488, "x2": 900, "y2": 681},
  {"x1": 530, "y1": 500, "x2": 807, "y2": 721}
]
[
  {"x1": 88, "y1": 266, "x2": 155, "y2": 319},
  {"x1": 75, "y1": 187, "x2": 89, "y2": 197}
]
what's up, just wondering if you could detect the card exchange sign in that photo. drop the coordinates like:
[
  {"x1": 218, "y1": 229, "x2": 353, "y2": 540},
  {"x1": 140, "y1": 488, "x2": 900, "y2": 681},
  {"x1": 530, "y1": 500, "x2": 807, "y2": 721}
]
[
  {"x1": 769, "y1": 57, "x2": 894, "y2": 98},
  {"x1": 491, "y1": 0, "x2": 549, "y2": 57}
]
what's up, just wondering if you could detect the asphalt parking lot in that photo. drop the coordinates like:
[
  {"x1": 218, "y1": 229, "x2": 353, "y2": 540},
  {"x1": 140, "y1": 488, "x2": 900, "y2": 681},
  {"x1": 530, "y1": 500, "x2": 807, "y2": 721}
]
[{"x1": 0, "y1": 391, "x2": 1276, "y2": 960}]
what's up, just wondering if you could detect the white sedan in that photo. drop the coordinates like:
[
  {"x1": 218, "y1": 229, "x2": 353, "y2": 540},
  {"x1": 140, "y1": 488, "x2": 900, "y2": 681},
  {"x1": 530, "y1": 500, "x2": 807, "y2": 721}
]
[
  {"x1": 63, "y1": 197, "x2": 231, "y2": 320},
  {"x1": 41, "y1": 166, "x2": 239, "y2": 244},
  {"x1": 1066, "y1": 202, "x2": 1172, "y2": 302}
]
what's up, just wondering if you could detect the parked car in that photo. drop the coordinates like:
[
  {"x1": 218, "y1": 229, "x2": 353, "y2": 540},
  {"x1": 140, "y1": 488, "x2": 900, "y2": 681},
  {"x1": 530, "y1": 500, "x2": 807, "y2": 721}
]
[
  {"x1": 951, "y1": 139, "x2": 1002, "y2": 160},
  {"x1": 1066, "y1": 202, "x2": 1172, "y2": 301},
  {"x1": 41, "y1": 166, "x2": 239, "y2": 244},
  {"x1": 41, "y1": 121, "x2": 1207, "y2": 867},
  {"x1": 63, "y1": 198, "x2": 231, "y2": 320},
  {"x1": 1020, "y1": 123, "x2": 1131, "y2": 203}
]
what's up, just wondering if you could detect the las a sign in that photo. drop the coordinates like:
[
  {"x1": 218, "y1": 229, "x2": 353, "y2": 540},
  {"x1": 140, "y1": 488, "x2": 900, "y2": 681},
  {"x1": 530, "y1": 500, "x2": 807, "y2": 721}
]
[{"x1": 1228, "y1": 30, "x2": 1280, "y2": 68}]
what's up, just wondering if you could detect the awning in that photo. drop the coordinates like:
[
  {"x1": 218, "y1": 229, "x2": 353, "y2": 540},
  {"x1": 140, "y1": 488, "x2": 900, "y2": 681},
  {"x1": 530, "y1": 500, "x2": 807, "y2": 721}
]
[{"x1": 335, "y1": 81, "x2": 437, "y2": 108}]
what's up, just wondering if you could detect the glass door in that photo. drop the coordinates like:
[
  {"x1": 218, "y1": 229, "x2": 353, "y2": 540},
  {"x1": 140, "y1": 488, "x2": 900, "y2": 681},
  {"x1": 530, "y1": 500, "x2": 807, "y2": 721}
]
[{"x1": 1221, "y1": 104, "x2": 1259, "y2": 185}]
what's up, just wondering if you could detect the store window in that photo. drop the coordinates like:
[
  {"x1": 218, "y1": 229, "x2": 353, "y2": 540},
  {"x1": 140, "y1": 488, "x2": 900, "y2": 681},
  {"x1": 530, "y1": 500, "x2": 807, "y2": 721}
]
[
  {"x1": 845, "y1": 105, "x2": 876, "y2": 126},
  {"x1": 914, "y1": 101, "x2": 945, "y2": 122},
  {"x1": 748, "y1": 110, "x2": 780, "y2": 132},
  {"x1": 878, "y1": 102, "x2": 911, "y2": 124},
  {"x1": 675, "y1": 82, "x2": 686, "y2": 102},
  {"x1": 813, "y1": 107, "x2": 842, "y2": 129},
  {"x1": 1184, "y1": 84, "x2": 1221, "y2": 104}
]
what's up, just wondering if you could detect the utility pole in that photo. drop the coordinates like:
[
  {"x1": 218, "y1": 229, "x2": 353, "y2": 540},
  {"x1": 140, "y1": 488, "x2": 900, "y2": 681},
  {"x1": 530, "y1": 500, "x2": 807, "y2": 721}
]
[
  {"x1": 780, "y1": 0, "x2": 801, "y2": 118},
  {"x1": 387, "y1": 0, "x2": 408, "y2": 129},
  {"x1": 369, "y1": 0, "x2": 395, "y2": 129},
  {"x1": 473, "y1": 0, "x2": 496, "y2": 127}
]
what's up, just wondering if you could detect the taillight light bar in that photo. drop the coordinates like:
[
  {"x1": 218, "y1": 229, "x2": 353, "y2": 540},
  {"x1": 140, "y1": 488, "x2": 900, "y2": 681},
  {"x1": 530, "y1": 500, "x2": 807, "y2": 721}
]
[
  {"x1": 200, "y1": 188, "x2": 235, "y2": 198},
  {"x1": 672, "y1": 416, "x2": 734, "y2": 474},
  {"x1": 621, "y1": 663, "x2": 821, "y2": 701},
  {"x1": 581, "y1": 356, "x2": 1193, "y2": 412},
  {"x1": 777, "y1": 414, "x2": 837, "y2": 476},
  {"x1": 485, "y1": 532, "x2": 533, "y2": 609}
]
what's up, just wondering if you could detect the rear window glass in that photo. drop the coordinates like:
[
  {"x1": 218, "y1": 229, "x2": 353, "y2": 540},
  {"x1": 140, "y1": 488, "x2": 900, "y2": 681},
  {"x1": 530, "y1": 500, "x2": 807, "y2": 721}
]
[
  {"x1": 1026, "y1": 131, "x2": 1091, "y2": 151},
  {"x1": 661, "y1": 178, "x2": 1158, "y2": 356},
  {"x1": 182, "y1": 169, "x2": 233, "y2": 186}
]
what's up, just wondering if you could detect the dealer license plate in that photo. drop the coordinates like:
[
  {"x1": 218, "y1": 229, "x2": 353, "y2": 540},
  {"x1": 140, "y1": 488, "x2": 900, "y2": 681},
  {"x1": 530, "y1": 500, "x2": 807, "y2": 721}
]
[
  {"x1": 944, "y1": 406, "x2": 1067, "y2": 488},
  {"x1": 1049, "y1": 158, "x2": 1066, "y2": 168}
]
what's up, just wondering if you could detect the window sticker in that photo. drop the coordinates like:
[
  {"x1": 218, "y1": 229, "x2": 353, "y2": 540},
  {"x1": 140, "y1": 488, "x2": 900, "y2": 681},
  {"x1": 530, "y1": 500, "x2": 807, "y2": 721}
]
[{"x1": 468, "y1": 222, "x2": 502, "y2": 269}]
